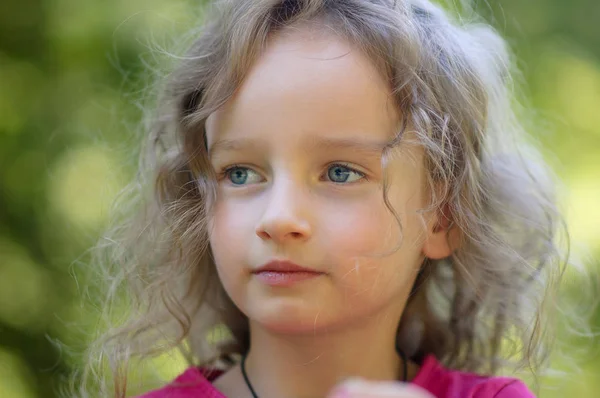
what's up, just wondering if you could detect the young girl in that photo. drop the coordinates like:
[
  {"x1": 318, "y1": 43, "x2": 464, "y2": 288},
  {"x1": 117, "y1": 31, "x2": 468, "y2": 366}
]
[{"x1": 79, "y1": 0, "x2": 570, "y2": 397}]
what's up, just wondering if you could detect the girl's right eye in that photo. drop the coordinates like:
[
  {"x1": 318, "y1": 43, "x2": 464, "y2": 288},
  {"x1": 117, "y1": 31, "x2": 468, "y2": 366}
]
[{"x1": 221, "y1": 165, "x2": 262, "y2": 186}]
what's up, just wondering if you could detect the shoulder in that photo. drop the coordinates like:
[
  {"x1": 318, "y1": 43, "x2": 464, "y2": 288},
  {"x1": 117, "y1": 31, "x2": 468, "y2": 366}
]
[
  {"x1": 412, "y1": 355, "x2": 535, "y2": 398},
  {"x1": 135, "y1": 367, "x2": 226, "y2": 398}
]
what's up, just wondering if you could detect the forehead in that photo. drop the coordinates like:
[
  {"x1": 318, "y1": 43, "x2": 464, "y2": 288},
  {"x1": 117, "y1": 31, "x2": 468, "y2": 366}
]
[{"x1": 205, "y1": 24, "x2": 399, "y2": 150}]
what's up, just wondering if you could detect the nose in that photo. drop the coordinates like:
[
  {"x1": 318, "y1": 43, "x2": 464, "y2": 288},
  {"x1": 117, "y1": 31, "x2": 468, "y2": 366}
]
[{"x1": 255, "y1": 178, "x2": 312, "y2": 244}]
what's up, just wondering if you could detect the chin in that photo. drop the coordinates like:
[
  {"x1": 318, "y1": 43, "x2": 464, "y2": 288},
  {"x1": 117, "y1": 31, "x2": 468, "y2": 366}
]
[{"x1": 247, "y1": 298, "x2": 340, "y2": 335}]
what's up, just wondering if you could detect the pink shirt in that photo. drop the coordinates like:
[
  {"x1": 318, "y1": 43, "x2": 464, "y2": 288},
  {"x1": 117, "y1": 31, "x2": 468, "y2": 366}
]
[{"x1": 137, "y1": 355, "x2": 535, "y2": 398}]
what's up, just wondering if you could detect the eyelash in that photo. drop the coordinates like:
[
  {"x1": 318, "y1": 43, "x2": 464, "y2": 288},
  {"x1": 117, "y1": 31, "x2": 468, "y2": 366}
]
[{"x1": 218, "y1": 163, "x2": 368, "y2": 185}]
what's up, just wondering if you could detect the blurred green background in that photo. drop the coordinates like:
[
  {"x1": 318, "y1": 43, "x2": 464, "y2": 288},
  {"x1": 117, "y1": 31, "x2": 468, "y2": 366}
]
[{"x1": 0, "y1": 0, "x2": 599, "y2": 396}]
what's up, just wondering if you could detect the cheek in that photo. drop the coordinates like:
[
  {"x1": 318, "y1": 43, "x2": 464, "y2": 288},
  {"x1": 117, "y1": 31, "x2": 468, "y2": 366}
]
[
  {"x1": 208, "y1": 199, "x2": 254, "y2": 282},
  {"x1": 323, "y1": 188, "x2": 426, "y2": 298},
  {"x1": 210, "y1": 193, "x2": 259, "y2": 242},
  {"x1": 321, "y1": 192, "x2": 404, "y2": 260}
]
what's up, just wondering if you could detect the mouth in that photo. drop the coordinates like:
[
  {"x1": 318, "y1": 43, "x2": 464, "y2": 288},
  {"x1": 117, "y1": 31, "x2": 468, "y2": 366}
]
[
  {"x1": 253, "y1": 260, "x2": 322, "y2": 274},
  {"x1": 252, "y1": 260, "x2": 325, "y2": 287}
]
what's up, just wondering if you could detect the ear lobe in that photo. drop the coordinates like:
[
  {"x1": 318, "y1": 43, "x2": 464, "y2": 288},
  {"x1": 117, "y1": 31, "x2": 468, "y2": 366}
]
[{"x1": 422, "y1": 203, "x2": 460, "y2": 260}]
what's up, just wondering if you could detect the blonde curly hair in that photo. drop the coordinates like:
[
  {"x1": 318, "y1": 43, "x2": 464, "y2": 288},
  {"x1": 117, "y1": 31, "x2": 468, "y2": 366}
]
[{"x1": 74, "y1": 0, "x2": 574, "y2": 396}]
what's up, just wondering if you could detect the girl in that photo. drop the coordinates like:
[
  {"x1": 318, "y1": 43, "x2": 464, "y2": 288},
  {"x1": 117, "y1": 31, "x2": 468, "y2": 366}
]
[{"x1": 79, "y1": 0, "x2": 570, "y2": 397}]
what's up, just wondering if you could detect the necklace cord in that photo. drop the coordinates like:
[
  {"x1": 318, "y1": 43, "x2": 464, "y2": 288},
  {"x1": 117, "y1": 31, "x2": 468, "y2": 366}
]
[{"x1": 240, "y1": 353, "x2": 260, "y2": 398}]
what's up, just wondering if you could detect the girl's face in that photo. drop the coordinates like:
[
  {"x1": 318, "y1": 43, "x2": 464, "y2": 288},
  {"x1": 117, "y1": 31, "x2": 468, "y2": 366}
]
[{"x1": 206, "y1": 27, "x2": 440, "y2": 334}]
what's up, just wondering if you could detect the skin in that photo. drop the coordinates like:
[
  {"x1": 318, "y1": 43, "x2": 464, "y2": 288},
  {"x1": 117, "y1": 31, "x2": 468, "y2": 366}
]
[{"x1": 205, "y1": 24, "x2": 451, "y2": 398}]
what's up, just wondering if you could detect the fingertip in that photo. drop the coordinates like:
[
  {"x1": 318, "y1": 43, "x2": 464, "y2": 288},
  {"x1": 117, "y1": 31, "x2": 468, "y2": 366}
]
[
  {"x1": 332, "y1": 379, "x2": 435, "y2": 398},
  {"x1": 327, "y1": 378, "x2": 364, "y2": 398}
]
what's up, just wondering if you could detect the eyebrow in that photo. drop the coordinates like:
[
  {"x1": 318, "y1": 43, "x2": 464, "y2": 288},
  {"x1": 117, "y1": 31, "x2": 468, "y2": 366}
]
[{"x1": 208, "y1": 135, "x2": 388, "y2": 158}]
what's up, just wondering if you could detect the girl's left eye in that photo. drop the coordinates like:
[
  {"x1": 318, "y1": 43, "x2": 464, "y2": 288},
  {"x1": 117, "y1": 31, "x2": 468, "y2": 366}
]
[{"x1": 325, "y1": 164, "x2": 366, "y2": 184}]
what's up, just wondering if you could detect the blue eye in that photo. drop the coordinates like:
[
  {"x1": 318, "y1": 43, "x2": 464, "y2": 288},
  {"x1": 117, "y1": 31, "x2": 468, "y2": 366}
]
[
  {"x1": 327, "y1": 164, "x2": 365, "y2": 183},
  {"x1": 224, "y1": 166, "x2": 262, "y2": 185}
]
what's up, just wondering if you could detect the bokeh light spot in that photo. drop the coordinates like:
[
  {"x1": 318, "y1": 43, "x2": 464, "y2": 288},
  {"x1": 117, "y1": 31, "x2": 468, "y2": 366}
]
[
  {"x1": 48, "y1": 146, "x2": 125, "y2": 229},
  {"x1": 0, "y1": 239, "x2": 52, "y2": 330},
  {"x1": 0, "y1": 348, "x2": 37, "y2": 398}
]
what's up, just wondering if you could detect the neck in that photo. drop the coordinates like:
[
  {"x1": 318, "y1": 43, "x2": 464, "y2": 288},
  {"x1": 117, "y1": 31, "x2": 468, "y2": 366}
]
[{"x1": 243, "y1": 312, "x2": 407, "y2": 398}]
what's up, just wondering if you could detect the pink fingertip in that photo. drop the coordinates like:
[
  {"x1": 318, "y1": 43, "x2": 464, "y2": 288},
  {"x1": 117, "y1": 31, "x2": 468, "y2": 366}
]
[{"x1": 328, "y1": 387, "x2": 350, "y2": 398}]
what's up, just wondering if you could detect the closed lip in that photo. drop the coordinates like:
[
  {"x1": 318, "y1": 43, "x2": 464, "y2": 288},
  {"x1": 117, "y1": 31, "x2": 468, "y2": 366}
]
[{"x1": 252, "y1": 260, "x2": 323, "y2": 274}]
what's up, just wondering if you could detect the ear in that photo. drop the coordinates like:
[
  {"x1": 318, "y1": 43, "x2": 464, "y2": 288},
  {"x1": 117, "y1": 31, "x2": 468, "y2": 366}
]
[{"x1": 422, "y1": 203, "x2": 460, "y2": 260}]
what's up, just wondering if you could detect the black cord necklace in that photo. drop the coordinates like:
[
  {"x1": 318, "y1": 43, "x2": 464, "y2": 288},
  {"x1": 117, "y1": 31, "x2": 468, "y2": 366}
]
[
  {"x1": 240, "y1": 345, "x2": 408, "y2": 398},
  {"x1": 240, "y1": 353, "x2": 260, "y2": 398}
]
